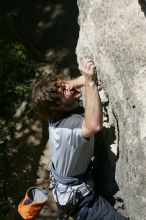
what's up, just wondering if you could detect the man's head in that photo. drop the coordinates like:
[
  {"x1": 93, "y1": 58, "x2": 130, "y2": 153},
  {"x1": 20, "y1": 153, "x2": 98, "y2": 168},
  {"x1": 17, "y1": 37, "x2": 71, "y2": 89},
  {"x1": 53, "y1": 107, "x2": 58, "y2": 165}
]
[
  {"x1": 56, "y1": 79, "x2": 81, "y2": 104},
  {"x1": 31, "y1": 73, "x2": 81, "y2": 120}
]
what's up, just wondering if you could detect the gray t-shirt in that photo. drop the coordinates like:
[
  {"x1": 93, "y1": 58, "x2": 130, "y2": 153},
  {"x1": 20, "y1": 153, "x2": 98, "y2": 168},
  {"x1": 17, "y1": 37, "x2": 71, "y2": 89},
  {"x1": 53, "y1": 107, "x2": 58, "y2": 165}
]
[{"x1": 48, "y1": 107, "x2": 94, "y2": 177}]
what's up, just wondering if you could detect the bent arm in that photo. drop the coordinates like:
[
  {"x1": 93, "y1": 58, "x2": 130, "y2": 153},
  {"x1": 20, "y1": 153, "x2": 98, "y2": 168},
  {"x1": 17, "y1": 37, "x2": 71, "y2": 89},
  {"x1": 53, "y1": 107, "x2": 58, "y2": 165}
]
[
  {"x1": 80, "y1": 58, "x2": 103, "y2": 137},
  {"x1": 67, "y1": 75, "x2": 85, "y2": 88}
]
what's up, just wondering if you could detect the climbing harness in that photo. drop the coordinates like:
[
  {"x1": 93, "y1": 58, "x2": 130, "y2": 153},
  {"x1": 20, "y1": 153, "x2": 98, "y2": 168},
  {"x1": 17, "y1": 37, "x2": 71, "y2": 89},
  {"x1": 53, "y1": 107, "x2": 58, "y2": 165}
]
[{"x1": 50, "y1": 162, "x2": 94, "y2": 220}]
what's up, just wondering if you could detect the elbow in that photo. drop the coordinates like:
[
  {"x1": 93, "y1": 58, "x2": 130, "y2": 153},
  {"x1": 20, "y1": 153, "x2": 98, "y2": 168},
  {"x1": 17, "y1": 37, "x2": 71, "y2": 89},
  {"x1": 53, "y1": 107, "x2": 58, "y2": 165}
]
[
  {"x1": 88, "y1": 123, "x2": 103, "y2": 134},
  {"x1": 94, "y1": 124, "x2": 103, "y2": 133}
]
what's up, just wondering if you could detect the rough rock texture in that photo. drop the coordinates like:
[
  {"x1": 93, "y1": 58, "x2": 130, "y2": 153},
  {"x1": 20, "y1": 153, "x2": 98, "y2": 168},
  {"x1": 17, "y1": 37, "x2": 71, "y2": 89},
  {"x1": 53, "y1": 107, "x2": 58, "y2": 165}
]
[{"x1": 76, "y1": 1, "x2": 146, "y2": 220}]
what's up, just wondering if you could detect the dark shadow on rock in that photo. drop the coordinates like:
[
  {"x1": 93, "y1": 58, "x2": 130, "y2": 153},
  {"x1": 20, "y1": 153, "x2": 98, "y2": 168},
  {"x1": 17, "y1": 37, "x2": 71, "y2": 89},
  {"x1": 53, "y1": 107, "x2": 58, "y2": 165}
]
[
  {"x1": 93, "y1": 126, "x2": 119, "y2": 206},
  {"x1": 138, "y1": 0, "x2": 146, "y2": 17}
]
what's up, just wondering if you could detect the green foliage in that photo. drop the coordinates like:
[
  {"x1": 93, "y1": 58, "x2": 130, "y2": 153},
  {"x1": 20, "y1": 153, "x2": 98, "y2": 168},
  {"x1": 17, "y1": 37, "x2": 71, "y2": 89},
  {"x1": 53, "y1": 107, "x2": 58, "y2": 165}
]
[
  {"x1": 15, "y1": 84, "x2": 29, "y2": 98},
  {"x1": 0, "y1": 41, "x2": 32, "y2": 117}
]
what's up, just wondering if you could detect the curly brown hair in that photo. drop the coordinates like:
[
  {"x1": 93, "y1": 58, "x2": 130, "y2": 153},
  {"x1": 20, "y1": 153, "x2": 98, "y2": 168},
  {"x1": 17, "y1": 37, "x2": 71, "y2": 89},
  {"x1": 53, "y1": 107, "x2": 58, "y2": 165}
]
[{"x1": 31, "y1": 73, "x2": 65, "y2": 120}]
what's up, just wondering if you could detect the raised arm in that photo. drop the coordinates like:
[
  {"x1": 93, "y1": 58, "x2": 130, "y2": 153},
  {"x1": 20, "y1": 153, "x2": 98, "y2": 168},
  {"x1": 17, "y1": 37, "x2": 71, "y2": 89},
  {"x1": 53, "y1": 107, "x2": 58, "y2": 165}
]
[{"x1": 80, "y1": 58, "x2": 103, "y2": 137}]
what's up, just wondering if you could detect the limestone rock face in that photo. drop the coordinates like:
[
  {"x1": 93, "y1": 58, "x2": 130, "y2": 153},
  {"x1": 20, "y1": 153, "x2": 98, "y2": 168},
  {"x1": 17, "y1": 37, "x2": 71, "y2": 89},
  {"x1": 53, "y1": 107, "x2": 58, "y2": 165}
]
[{"x1": 76, "y1": 1, "x2": 146, "y2": 219}]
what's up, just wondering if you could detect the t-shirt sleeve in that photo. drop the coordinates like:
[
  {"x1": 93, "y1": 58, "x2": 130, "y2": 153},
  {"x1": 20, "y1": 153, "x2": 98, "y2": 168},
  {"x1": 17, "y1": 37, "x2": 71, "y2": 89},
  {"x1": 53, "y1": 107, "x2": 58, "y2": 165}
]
[
  {"x1": 65, "y1": 115, "x2": 90, "y2": 143},
  {"x1": 61, "y1": 114, "x2": 84, "y2": 130}
]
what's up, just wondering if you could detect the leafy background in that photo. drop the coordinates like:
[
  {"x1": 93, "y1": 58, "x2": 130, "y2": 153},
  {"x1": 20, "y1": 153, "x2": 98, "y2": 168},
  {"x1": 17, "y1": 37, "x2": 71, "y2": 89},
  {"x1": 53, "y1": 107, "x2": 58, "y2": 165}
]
[{"x1": 0, "y1": 1, "x2": 79, "y2": 219}]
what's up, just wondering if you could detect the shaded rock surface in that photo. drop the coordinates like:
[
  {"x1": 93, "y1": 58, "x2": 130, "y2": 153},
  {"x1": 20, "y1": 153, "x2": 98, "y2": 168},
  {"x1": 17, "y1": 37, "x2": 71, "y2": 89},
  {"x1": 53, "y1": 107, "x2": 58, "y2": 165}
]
[{"x1": 76, "y1": 1, "x2": 146, "y2": 220}]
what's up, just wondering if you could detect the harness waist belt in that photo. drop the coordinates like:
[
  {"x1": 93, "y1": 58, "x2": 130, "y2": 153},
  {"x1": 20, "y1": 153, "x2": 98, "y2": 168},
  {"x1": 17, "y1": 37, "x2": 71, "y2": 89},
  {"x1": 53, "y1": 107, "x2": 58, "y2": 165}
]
[{"x1": 51, "y1": 163, "x2": 89, "y2": 185}]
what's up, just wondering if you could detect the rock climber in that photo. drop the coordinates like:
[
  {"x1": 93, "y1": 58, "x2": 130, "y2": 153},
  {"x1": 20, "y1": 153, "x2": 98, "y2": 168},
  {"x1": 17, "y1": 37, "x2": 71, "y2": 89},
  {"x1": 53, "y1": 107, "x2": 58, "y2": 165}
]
[{"x1": 31, "y1": 57, "x2": 128, "y2": 220}]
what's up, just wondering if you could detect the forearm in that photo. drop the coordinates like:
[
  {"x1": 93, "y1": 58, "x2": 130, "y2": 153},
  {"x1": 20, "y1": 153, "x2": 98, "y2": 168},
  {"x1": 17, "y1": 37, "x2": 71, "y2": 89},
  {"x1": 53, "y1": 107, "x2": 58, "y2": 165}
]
[
  {"x1": 84, "y1": 77, "x2": 103, "y2": 131},
  {"x1": 67, "y1": 75, "x2": 85, "y2": 88},
  {"x1": 79, "y1": 58, "x2": 103, "y2": 135}
]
